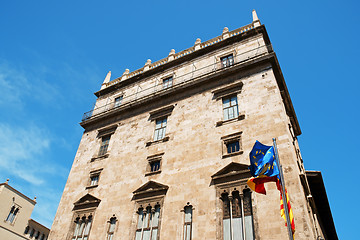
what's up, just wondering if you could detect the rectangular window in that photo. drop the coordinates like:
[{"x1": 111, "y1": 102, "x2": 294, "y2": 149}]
[
  {"x1": 90, "y1": 175, "x2": 99, "y2": 186},
  {"x1": 150, "y1": 160, "x2": 161, "y2": 172},
  {"x1": 221, "y1": 54, "x2": 234, "y2": 68},
  {"x1": 114, "y1": 96, "x2": 123, "y2": 108},
  {"x1": 222, "y1": 95, "x2": 239, "y2": 121},
  {"x1": 226, "y1": 141, "x2": 240, "y2": 154},
  {"x1": 107, "y1": 217, "x2": 116, "y2": 240},
  {"x1": 222, "y1": 190, "x2": 254, "y2": 240},
  {"x1": 135, "y1": 206, "x2": 160, "y2": 240},
  {"x1": 99, "y1": 135, "x2": 111, "y2": 156},
  {"x1": 183, "y1": 206, "x2": 192, "y2": 240},
  {"x1": 221, "y1": 132, "x2": 242, "y2": 158},
  {"x1": 154, "y1": 118, "x2": 167, "y2": 141},
  {"x1": 162, "y1": 77, "x2": 173, "y2": 89},
  {"x1": 146, "y1": 153, "x2": 164, "y2": 175}
]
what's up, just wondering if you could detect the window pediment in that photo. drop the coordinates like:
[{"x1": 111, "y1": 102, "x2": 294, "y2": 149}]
[
  {"x1": 73, "y1": 194, "x2": 101, "y2": 211},
  {"x1": 133, "y1": 181, "x2": 169, "y2": 200},
  {"x1": 211, "y1": 162, "x2": 251, "y2": 185},
  {"x1": 212, "y1": 81, "x2": 243, "y2": 100},
  {"x1": 149, "y1": 105, "x2": 174, "y2": 121},
  {"x1": 97, "y1": 124, "x2": 118, "y2": 138}
]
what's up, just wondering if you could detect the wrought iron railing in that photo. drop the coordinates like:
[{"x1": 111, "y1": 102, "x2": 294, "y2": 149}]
[
  {"x1": 105, "y1": 23, "x2": 256, "y2": 88},
  {"x1": 82, "y1": 44, "x2": 271, "y2": 122}
]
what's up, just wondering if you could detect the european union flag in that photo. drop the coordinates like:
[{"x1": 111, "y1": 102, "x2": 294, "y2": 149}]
[{"x1": 249, "y1": 141, "x2": 279, "y2": 177}]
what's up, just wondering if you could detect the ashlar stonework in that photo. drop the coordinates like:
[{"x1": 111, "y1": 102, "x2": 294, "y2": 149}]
[{"x1": 49, "y1": 10, "x2": 337, "y2": 240}]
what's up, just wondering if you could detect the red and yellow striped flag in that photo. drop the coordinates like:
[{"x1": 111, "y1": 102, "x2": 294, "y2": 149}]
[{"x1": 280, "y1": 188, "x2": 295, "y2": 237}]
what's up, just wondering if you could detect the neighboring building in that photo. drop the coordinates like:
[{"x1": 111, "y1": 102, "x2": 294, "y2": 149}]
[
  {"x1": 0, "y1": 180, "x2": 50, "y2": 240},
  {"x1": 49, "y1": 10, "x2": 337, "y2": 240}
]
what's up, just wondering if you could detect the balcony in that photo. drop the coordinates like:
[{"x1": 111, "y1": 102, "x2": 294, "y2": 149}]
[{"x1": 81, "y1": 44, "x2": 272, "y2": 122}]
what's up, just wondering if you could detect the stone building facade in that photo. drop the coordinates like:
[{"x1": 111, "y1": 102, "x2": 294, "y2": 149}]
[
  {"x1": 49, "y1": 11, "x2": 337, "y2": 240},
  {"x1": 0, "y1": 180, "x2": 50, "y2": 240}
]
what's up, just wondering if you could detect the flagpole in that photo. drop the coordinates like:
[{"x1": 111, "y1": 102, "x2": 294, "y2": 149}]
[{"x1": 273, "y1": 138, "x2": 294, "y2": 240}]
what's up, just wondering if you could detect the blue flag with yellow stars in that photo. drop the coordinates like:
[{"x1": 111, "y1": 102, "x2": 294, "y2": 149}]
[{"x1": 249, "y1": 141, "x2": 279, "y2": 178}]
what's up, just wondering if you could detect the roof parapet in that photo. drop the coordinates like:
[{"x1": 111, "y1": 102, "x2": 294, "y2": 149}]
[{"x1": 100, "y1": 10, "x2": 261, "y2": 90}]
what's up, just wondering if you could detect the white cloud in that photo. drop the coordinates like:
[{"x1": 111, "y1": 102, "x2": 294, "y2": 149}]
[
  {"x1": 0, "y1": 66, "x2": 31, "y2": 107},
  {"x1": 0, "y1": 61, "x2": 62, "y2": 110},
  {"x1": 0, "y1": 123, "x2": 50, "y2": 185}
]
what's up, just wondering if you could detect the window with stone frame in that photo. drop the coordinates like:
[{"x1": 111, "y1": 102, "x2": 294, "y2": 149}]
[
  {"x1": 183, "y1": 204, "x2": 193, "y2": 240},
  {"x1": 114, "y1": 96, "x2": 123, "y2": 108},
  {"x1": 162, "y1": 76, "x2": 173, "y2": 89},
  {"x1": 221, "y1": 189, "x2": 254, "y2": 240},
  {"x1": 222, "y1": 95, "x2": 239, "y2": 121},
  {"x1": 212, "y1": 81, "x2": 244, "y2": 127},
  {"x1": 106, "y1": 216, "x2": 117, "y2": 240},
  {"x1": 221, "y1": 132, "x2": 243, "y2": 158},
  {"x1": 146, "y1": 105, "x2": 174, "y2": 146},
  {"x1": 90, "y1": 175, "x2": 99, "y2": 186},
  {"x1": 132, "y1": 181, "x2": 168, "y2": 240},
  {"x1": 135, "y1": 205, "x2": 161, "y2": 240},
  {"x1": 72, "y1": 215, "x2": 93, "y2": 240},
  {"x1": 212, "y1": 162, "x2": 256, "y2": 240},
  {"x1": 145, "y1": 153, "x2": 164, "y2": 176},
  {"x1": 221, "y1": 54, "x2": 234, "y2": 68},
  {"x1": 5, "y1": 205, "x2": 20, "y2": 223},
  {"x1": 87, "y1": 169, "x2": 102, "y2": 189},
  {"x1": 93, "y1": 125, "x2": 117, "y2": 160},
  {"x1": 153, "y1": 117, "x2": 167, "y2": 141},
  {"x1": 70, "y1": 194, "x2": 101, "y2": 240},
  {"x1": 98, "y1": 135, "x2": 111, "y2": 156}
]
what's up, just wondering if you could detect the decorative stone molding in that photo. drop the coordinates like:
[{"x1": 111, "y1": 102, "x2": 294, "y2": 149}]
[
  {"x1": 168, "y1": 49, "x2": 175, "y2": 61},
  {"x1": 73, "y1": 194, "x2": 101, "y2": 211},
  {"x1": 212, "y1": 81, "x2": 243, "y2": 100},
  {"x1": 148, "y1": 105, "x2": 175, "y2": 121},
  {"x1": 132, "y1": 181, "x2": 169, "y2": 201},
  {"x1": 194, "y1": 38, "x2": 201, "y2": 51},
  {"x1": 121, "y1": 69, "x2": 130, "y2": 81},
  {"x1": 97, "y1": 124, "x2": 117, "y2": 138},
  {"x1": 222, "y1": 27, "x2": 229, "y2": 39},
  {"x1": 144, "y1": 59, "x2": 152, "y2": 71}
]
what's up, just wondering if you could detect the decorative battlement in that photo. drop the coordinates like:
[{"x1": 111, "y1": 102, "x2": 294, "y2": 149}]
[{"x1": 101, "y1": 10, "x2": 261, "y2": 90}]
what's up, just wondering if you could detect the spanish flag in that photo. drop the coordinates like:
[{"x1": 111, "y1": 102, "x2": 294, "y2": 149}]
[
  {"x1": 280, "y1": 188, "x2": 295, "y2": 237},
  {"x1": 246, "y1": 175, "x2": 279, "y2": 194}
]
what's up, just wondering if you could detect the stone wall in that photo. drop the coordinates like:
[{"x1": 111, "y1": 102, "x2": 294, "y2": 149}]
[{"x1": 49, "y1": 26, "x2": 320, "y2": 240}]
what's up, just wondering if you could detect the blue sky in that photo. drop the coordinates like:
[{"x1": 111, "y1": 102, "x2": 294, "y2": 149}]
[{"x1": 0, "y1": 1, "x2": 358, "y2": 238}]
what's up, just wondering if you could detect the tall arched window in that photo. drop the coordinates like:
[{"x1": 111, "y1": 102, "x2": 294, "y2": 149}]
[
  {"x1": 211, "y1": 162, "x2": 257, "y2": 240},
  {"x1": 70, "y1": 194, "x2": 100, "y2": 240},
  {"x1": 135, "y1": 205, "x2": 160, "y2": 240},
  {"x1": 6, "y1": 205, "x2": 19, "y2": 223},
  {"x1": 107, "y1": 216, "x2": 117, "y2": 240},
  {"x1": 72, "y1": 215, "x2": 92, "y2": 240},
  {"x1": 183, "y1": 204, "x2": 193, "y2": 240},
  {"x1": 221, "y1": 189, "x2": 254, "y2": 240}
]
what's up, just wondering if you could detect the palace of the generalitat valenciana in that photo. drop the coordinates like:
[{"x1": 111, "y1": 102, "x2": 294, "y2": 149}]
[{"x1": 48, "y1": 10, "x2": 337, "y2": 240}]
